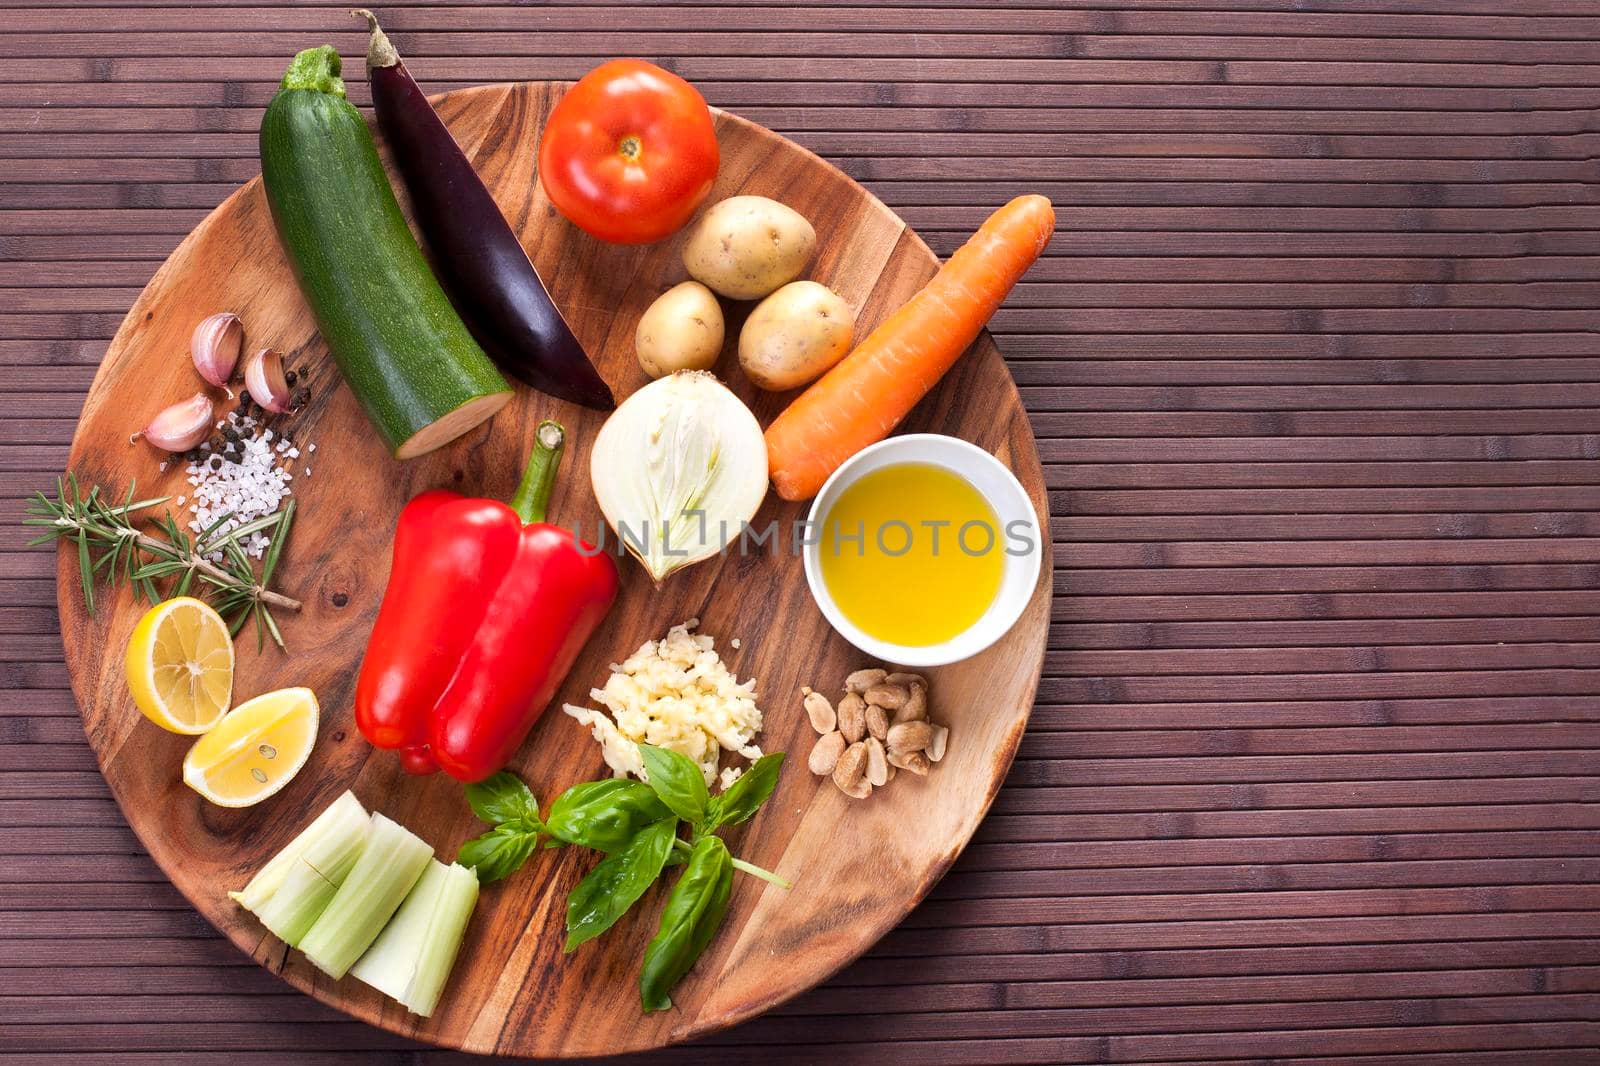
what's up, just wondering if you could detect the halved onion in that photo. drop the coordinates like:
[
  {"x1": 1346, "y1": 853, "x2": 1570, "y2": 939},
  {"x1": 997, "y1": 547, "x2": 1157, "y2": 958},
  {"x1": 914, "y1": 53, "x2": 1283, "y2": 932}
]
[{"x1": 590, "y1": 371, "x2": 768, "y2": 583}]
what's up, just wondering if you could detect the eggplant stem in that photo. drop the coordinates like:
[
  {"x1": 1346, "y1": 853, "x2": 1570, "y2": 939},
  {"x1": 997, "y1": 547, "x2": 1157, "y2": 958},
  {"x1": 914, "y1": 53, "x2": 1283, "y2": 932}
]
[
  {"x1": 353, "y1": 9, "x2": 401, "y2": 70},
  {"x1": 510, "y1": 420, "x2": 566, "y2": 525}
]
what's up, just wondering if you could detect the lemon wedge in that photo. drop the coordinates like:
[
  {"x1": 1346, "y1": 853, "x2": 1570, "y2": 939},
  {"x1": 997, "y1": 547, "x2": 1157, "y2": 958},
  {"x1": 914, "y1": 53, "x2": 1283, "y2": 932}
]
[
  {"x1": 183, "y1": 687, "x2": 319, "y2": 807},
  {"x1": 125, "y1": 596, "x2": 235, "y2": 734}
]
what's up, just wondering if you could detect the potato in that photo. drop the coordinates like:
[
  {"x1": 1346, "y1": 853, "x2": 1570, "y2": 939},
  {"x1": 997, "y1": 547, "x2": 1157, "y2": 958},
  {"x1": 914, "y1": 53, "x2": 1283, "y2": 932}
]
[
  {"x1": 635, "y1": 281, "x2": 725, "y2": 379},
  {"x1": 738, "y1": 281, "x2": 854, "y2": 391},
  {"x1": 681, "y1": 196, "x2": 816, "y2": 300}
]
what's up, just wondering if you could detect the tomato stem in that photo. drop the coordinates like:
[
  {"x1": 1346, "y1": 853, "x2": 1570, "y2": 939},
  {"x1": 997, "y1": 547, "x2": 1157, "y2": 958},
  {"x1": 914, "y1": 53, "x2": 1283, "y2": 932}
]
[{"x1": 617, "y1": 134, "x2": 642, "y2": 162}]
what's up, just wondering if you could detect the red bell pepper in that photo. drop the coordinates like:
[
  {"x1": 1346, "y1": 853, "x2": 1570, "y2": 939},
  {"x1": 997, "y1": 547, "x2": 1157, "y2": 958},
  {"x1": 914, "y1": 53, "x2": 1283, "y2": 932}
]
[{"x1": 355, "y1": 420, "x2": 619, "y2": 781}]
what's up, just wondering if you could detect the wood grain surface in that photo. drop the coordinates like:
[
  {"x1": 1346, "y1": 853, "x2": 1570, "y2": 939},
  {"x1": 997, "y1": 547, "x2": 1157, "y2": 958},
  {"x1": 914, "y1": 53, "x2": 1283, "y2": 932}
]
[
  {"x1": 55, "y1": 79, "x2": 1050, "y2": 1058},
  {"x1": 4, "y1": 1, "x2": 1600, "y2": 1064}
]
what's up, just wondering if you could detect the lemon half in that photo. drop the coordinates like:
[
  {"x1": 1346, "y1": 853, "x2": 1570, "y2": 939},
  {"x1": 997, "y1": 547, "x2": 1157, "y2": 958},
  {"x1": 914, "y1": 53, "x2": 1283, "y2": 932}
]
[
  {"x1": 183, "y1": 687, "x2": 319, "y2": 808},
  {"x1": 125, "y1": 596, "x2": 235, "y2": 734}
]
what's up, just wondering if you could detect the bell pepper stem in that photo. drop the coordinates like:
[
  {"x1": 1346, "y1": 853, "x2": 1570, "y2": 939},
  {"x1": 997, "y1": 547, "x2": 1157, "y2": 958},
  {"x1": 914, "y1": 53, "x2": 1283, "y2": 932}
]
[{"x1": 510, "y1": 421, "x2": 566, "y2": 525}]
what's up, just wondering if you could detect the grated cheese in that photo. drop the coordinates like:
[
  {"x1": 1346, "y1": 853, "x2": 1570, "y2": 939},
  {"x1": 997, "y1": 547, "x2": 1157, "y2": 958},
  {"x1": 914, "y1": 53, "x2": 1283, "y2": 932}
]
[{"x1": 563, "y1": 619, "x2": 762, "y2": 790}]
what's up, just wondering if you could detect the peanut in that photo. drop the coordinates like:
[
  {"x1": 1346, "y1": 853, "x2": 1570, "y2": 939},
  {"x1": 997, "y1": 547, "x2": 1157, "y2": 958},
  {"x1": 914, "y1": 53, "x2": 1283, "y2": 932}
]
[
  {"x1": 866, "y1": 702, "x2": 889, "y2": 741},
  {"x1": 832, "y1": 740, "x2": 871, "y2": 799},
  {"x1": 802, "y1": 687, "x2": 836, "y2": 734},
  {"x1": 809, "y1": 730, "x2": 845, "y2": 775},
  {"x1": 863, "y1": 683, "x2": 909, "y2": 710},
  {"x1": 886, "y1": 720, "x2": 933, "y2": 757},
  {"x1": 838, "y1": 691, "x2": 867, "y2": 743},
  {"x1": 845, "y1": 668, "x2": 887, "y2": 693},
  {"x1": 865, "y1": 737, "x2": 889, "y2": 786},
  {"x1": 840, "y1": 776, "x2": 872, "y2": 800},
  {"x1": 893, "y1": 683, "x2": 928, "y2": 723}
]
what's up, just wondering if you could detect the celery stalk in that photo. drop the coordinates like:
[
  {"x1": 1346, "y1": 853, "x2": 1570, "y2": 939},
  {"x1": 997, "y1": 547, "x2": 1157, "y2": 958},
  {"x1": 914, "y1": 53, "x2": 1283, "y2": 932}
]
[
  {"x1": 350, "y1": 860, "x2": 478, "y2": 1017},
  {"x1": 298, "y1": 813, "x2": 432, "y2": 979},
  {"x1": 230, "y1": 791, "x2": 368, "y2": 913},
  {"x1": 252, "y1": 809, "x2": 370, "y2": 947}
]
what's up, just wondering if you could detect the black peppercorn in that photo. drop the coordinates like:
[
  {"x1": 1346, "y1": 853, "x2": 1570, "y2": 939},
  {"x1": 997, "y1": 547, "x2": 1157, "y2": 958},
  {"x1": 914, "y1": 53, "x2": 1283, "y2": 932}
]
[
  {"x1": 284, "y1": 369, "x2": 297, "y2": 386},
  {"x1": 238, "y1": 390, "x2": 252, "y2": 407},
  {"x1": 292, "y1": 386, "x2": 311, "y2": 409},
  {"x1": 209, "y1": 456, "x2": 222, "y2": 471},
  {"x1": 222, "y1": 426, "x2": 239, "y2": 442}
]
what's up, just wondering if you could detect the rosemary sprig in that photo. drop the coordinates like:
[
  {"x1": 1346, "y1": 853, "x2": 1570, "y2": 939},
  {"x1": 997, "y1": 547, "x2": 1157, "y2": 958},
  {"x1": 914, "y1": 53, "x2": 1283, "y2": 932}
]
[{"x1": 24, "y1": 472, "x2": 302, "y2": 649}]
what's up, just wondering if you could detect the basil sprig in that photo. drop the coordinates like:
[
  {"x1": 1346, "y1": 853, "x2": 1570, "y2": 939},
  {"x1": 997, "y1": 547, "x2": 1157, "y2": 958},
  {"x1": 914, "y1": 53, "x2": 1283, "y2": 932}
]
[
  {"x1": 565, "y1": 816, "x2": 678, "y2": 951},
  {"x1": 640, "y1": 836, "x2": 734, "y2": 1012},
  {"x1": 456, "y1": 746, "x2": 790, "y2": 1012},
  {"x1": 458, "y1": 772, "x2": 547, "y2": 883},
  {"x1": 547, "y1": 779, "x2": 671, "y2": 853},
  {"x1": 465, "y1": 771, "x2": 543, "y2": 826},
  {"x1": 706, "y1": 752, "x2": 784, "y2": 832},
  {"x1": 457, "y1": 820, "x2": 542, "y2": 884},
  {"x1": 639, "y1": 744, "x2": 711, "y2": 827}
]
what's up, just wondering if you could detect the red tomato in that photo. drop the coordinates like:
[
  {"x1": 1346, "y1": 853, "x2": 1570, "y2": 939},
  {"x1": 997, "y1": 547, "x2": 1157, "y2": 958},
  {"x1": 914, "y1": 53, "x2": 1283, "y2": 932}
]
[{"x1": 538, "y1": 59, "x2": 719, "y2": 244}]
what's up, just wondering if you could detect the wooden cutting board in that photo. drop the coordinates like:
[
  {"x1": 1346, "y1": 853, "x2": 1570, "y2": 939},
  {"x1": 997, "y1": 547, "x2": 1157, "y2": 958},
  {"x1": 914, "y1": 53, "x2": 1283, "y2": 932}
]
[{"x1": 58, "y1": 81, "x2": 1051, "y2": 1057}]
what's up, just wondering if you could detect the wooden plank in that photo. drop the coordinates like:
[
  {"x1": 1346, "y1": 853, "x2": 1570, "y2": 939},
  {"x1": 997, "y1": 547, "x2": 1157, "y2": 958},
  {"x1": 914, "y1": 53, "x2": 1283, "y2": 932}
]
[
  {"x1": 13, "y1": 105, "x2": 1600, "y2": 138},
  {"x1": 5, "y1": 6, "x2": 1600, "y2": 40},
  {"x1": 17, "y1": 79, "x2": 1600, "y2": 112},
  {"x1": 8, "y1": 30, "x2": 1590, "y2": 66},
  {"x1": 13, "y1": 252, "x2": 1600, "y2": 291},
  {"x1": 18, "y1": 281, "x2": 1600, "y2": 316}
]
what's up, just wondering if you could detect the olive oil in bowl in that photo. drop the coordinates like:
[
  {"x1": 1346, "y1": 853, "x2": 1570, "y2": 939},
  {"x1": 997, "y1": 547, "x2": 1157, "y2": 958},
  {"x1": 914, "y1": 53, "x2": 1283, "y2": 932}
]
[{"x1": 818, "y1": 462, "x2": 1004, "y2": 647}]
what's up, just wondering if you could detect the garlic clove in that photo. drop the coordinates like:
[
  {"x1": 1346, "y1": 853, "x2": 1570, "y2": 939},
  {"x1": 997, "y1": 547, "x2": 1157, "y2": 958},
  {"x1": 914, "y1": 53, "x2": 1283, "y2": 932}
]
[
  {"x1": 243, "y1": 347, "x2": 292, "y2": 413},
  {"x1": 191, "y1": 312, "x2": 243, "y2": 391},
  {"x1": 132, "y1": 392, "x2": 214, "y2": 452}
]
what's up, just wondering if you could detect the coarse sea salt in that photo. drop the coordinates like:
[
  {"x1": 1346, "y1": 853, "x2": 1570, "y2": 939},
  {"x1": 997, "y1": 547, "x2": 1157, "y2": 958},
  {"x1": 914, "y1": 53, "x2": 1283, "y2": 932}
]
[{"x1": 180, "y1": 410, "x2": 310, "y2": 561}]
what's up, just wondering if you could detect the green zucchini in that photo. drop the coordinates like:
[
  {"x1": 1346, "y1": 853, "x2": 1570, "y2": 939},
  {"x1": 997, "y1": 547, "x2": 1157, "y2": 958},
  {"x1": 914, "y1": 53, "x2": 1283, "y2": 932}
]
[{"x1": 259, "y1": 46, "x2": 511, "y2": 459}]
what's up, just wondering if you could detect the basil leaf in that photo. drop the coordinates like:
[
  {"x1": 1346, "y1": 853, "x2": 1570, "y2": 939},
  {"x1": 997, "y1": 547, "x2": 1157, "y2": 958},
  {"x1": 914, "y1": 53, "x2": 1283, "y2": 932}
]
[
  {"x1": 547, "y1": 779, "x2": 672, "y2": 853},
  {"x1": 639, "y1": 835, "x2": 733, "y2": 1013},
  {"x1": 458, "y1": 819, "x2": 540, "y2": 883},
  {"x1": 706, "y1": 753, "x2": 785, "y2": 832},
  {"x1": 465, "y1": 771, "x2": 541, "y2": 827},
  {"x1": 639, "y1": 745, "x2": 710, "y2": 831},
  {"x1": 564, "y1": 816, "x2": 678, "y2": 952}
]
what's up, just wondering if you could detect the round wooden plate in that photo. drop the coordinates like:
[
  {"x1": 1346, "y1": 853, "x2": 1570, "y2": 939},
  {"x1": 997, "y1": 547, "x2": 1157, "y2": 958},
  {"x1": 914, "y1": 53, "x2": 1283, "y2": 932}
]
[{"x1": 59, "y1": 82, "x2": 1050, "y2": 1057}]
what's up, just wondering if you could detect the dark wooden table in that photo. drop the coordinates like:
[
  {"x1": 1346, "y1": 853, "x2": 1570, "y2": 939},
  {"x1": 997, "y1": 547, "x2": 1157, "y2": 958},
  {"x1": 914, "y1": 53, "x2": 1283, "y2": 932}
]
[{"x1": 5, "y1": 2, "x2": 1600, "y2": 1063}]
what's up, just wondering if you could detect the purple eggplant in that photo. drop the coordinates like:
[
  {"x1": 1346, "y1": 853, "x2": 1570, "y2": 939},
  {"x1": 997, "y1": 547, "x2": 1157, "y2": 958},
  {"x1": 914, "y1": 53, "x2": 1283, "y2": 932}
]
[{"x1": 356, "y1": 10, "x2": 614, "y2": 410}]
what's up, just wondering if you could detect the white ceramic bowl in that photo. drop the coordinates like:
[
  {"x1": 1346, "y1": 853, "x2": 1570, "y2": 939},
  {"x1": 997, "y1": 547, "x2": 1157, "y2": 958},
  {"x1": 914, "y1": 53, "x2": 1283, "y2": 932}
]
[{"x1": 802, "y1": 434, "x2": 1043, "y2": 668}]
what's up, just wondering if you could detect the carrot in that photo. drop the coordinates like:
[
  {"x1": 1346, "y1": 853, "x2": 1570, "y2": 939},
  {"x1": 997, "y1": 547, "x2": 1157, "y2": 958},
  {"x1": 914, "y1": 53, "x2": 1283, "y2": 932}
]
[{"x1": 764, "y1": 194, "x2": 1055, "y2": 501}]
